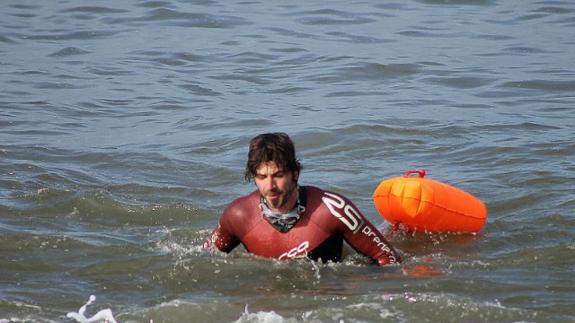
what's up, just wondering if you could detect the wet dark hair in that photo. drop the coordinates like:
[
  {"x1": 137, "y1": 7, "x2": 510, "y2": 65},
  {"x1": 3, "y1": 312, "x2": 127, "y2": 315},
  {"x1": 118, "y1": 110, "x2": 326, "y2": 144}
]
[{"x1": 244, "y1": 133, "x2": 302, "y2": 182}]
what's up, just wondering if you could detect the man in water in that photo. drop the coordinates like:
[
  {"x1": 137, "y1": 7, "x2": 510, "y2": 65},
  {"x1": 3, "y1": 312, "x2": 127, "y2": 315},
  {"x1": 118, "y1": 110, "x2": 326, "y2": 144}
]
[{"x1": 204, "y1": 133, "x2": 400, "y2": 265}]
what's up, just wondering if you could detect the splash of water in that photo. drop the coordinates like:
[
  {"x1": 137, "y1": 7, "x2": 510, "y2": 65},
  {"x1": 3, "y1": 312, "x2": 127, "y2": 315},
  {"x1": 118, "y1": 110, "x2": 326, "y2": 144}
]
[
  {"x1": 66, "y1": 295, "x2": 117, "y2": 323},
  {"x1": 235, "y1": 305, "x2": 284, "y2": 323}
]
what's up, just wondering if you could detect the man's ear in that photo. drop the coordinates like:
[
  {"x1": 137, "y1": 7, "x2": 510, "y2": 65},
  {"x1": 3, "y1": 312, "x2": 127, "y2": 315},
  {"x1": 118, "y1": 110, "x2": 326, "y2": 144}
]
[{"x1": 293, "y1": 171, "x2": 300, "y2": 183}]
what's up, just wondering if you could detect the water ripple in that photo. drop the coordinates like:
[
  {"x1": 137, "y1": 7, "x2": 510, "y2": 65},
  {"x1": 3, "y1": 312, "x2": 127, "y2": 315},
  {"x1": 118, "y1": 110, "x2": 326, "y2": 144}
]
[
  {"x1": 105, "y1": 8, "x2": 251, "y2": 28},
  {"x1": 61, "y1": 6, "x2": 129, "y2": 14},
  {"x1": 500, "y1": 80, "x2": 575, "y2": 92},
  {"x1": 296, "y1": 9, "x2": 377, "y2": 26},
  {"x1": 24, "y1": 30, "x2": 121, "y2": 41},
  {"x1": 48, "y1": 47, "x2": 91, "y2": 57}
]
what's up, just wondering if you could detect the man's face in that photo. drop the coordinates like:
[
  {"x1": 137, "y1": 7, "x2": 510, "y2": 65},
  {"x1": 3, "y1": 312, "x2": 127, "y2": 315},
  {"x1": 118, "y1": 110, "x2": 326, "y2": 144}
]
[{"x1": 254, "y1": 161, "x2": 298, "y2": 212}]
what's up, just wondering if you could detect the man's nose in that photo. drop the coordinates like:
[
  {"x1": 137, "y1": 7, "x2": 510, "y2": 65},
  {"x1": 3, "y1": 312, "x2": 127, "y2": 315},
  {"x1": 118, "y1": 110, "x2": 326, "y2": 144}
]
[{"x1": 266, "y1": 177, "x2": 277, "y2": 190}]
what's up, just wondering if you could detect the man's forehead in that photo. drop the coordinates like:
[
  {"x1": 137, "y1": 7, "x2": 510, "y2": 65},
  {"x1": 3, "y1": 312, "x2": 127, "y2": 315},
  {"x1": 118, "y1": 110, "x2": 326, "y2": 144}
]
[{"x1": 255, "y1": 161, "x2": 284, "y2": 174}]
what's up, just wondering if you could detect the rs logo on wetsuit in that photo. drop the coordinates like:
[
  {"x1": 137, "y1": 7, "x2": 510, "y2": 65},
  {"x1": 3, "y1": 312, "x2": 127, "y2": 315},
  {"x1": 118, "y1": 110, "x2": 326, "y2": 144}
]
[
  {"x1": 279, "y1": 241, "x2": 309, "y2": 260},
  {"x1": 322, "y1": 192, "x2": 365, "y2": 234}
]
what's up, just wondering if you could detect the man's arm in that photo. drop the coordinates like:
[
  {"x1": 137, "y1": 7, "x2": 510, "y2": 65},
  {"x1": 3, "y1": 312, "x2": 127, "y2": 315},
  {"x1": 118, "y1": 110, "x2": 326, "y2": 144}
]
[
  {"x1": 322, "y1": 191, "x2": 401, "y2": 265},
  {"x1": 203, "y1": 223, "x2": 240, "y2": 252},
  {"x1": 203, "y1": 202, "x2": 244, "y2": 253},
  {"x1": 345, "y1": 219, "x2": 401, "y2": 265}
]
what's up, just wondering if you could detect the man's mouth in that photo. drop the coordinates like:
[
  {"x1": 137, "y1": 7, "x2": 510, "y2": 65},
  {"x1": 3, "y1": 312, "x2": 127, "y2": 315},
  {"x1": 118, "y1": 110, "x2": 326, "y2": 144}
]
[
  {"x1": 267, "y1": 189, "x2": 282, "y2": 197},
  {"x1": 267, "y1": 193, "x2": 280, "y2": 200}
]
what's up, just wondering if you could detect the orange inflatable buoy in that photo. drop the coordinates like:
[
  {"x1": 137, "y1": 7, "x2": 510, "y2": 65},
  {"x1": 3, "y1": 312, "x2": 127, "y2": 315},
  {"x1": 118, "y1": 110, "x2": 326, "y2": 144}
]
[{"x1": 372, "y1": 170, "x2": 487, "y2": 233}]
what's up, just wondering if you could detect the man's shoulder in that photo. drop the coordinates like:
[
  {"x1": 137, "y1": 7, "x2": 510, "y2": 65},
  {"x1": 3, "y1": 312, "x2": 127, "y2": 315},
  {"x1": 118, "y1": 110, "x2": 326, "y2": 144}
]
[
  {"x1": 222, "y1": 190, "x2": 260, "y2": 220},
  {"x1": 304, "y1": 185, "x2": 351, "y2": 203},
  {"x1": 302, "y1": 185, "x2": 325, "y2": 197},
  {"x1": 303, "y1": 185, "x2": 353, "y2": 215}
]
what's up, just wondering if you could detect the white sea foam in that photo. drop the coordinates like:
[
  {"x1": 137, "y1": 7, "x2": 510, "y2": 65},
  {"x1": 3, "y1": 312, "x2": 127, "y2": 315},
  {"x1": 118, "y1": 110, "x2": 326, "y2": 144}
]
[
  {"x1": 66, "y1": 295, "x2": 117, "y2": 323},
  {"x1": 235, "y1": 305, "x2": 286, "y2": 323}
]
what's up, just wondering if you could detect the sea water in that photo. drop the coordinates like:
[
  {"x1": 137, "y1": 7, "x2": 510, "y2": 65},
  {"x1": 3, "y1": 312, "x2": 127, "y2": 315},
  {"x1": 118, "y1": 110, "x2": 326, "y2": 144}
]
[{"x1": 1, "y1": 0, "x2": 574, "y2": 322}]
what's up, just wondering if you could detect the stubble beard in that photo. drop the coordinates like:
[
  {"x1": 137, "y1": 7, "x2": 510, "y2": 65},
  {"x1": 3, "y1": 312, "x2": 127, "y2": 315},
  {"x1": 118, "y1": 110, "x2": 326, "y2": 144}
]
[{"x1": 263, "y1": 181, "x2": 297, "y2": 211}]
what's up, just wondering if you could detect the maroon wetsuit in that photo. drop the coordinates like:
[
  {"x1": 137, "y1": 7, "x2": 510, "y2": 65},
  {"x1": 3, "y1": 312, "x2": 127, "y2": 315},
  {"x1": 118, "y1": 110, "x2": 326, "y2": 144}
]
[{"x1": 205, "y1": 186, "x2": 400, "y2": 265}]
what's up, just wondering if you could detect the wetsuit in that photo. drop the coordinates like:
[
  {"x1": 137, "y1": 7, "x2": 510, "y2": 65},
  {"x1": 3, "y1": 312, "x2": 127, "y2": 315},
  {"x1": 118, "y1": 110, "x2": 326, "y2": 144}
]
[{"x1": 204, "y1": 186, "x2": 400, "y2": 265}]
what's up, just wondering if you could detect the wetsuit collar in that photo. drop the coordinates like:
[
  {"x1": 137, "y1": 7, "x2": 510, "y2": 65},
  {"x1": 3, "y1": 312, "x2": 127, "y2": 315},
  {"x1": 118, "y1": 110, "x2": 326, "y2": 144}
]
[{"x1": 260, "y1": 186, "x2": 306, "y2": 233}]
